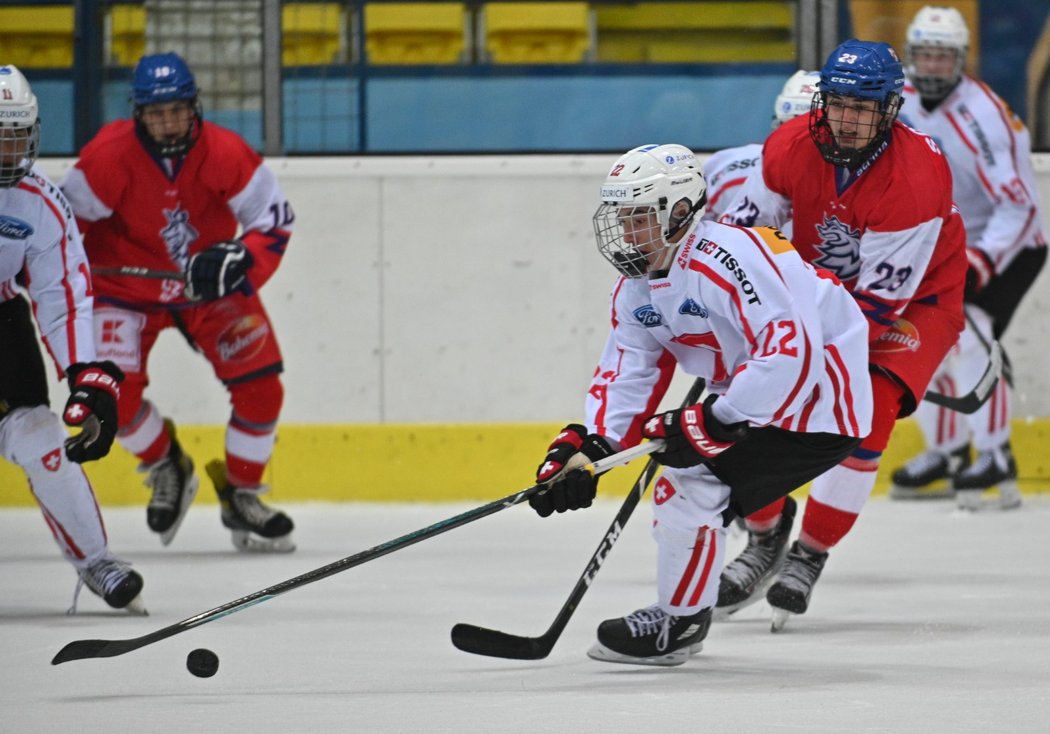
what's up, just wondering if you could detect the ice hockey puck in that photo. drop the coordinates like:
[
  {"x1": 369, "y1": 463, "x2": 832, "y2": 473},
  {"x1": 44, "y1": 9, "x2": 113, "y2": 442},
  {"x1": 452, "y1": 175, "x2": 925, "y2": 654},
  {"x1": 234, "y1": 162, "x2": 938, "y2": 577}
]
[{"x1": 186, "y1": 648, "x2": 219, "y2": 678}]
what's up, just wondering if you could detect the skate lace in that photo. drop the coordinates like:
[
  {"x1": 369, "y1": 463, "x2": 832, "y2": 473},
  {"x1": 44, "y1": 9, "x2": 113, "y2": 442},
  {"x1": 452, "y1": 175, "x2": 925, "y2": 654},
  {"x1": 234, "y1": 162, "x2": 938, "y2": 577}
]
[
  {"x1": 231, "y1": 490, "x2": 277, "y2": 527},
  {"x1": 68, "y1": 556, "x2": 134, "y2": 614},
  {"x1": 143, "y1": 456, "x2": 183, "y2": 510},
  {"x1": 721, "y1": 532, "x2": 780, "y2": 587},
  {"x1": 776, "y1": 547, "x2": 826, "y2": 595},
  {"x1": 623, "y1": 605, "x2": 675, "y2": 651},
  {"x1": 901, "y1": 450, "x2": 948, "y2": 476}
]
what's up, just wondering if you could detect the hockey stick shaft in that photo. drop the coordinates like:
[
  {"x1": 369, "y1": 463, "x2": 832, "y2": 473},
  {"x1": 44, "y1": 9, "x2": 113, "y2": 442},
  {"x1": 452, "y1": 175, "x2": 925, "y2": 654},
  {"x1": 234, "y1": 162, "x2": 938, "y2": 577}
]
[
  {"x1": 92, "y1": 266, "x2": 186, "y2": 281},
  {"x1": 922, "y1": 338, "x2": 1003, "y2": 414},
  {"x1": 450, "y1": 377, "x2": 707, "y2": 660},
  {"x1": 50, "y1": 440, "x2": 662, "y2": 665}
]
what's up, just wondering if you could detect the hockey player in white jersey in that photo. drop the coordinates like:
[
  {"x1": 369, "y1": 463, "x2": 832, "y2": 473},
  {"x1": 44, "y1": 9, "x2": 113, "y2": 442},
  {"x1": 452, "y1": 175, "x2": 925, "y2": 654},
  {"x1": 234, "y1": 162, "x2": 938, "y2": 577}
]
[
  {"x1": 527, "y1": 144, "x2": 872, "y2": 665},
  {"x1": 891, "y1": 6, "x2": 1046, "y2": 509},
  {"x1": 703, "y1": 69, "x2": 820, "y2": 225},
  {"x1": 0, "y1": 65, "x2": 145, "y2": 613}
]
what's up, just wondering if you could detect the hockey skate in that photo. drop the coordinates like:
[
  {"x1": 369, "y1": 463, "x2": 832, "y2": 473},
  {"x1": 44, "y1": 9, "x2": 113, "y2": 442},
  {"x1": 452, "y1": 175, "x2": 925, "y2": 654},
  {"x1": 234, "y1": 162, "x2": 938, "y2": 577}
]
[
  {"x1": 587, "y1": 604, "x2": 712, "y2": 667},
  {"x1": 766, "y1": 541, "x2": 828, "y2": 632},
  {"x1": 69, "y1": 554, "x2": 147, "y2": 615},
  {"x1": 714, "y1": 495, "x2": 796, "y2": 620},
  {"x1": 888, "y1": 445, "x2": 970, "y2": 500},
  {"x1": 140, "y1": 419, "x2": 199, "y2": 546},
  {"x1": 207, "y1": 460, "x2": 296, "y2": 553},
  {"x1": 953, "y1": 442, "x2": 1021, "y2": 511}
]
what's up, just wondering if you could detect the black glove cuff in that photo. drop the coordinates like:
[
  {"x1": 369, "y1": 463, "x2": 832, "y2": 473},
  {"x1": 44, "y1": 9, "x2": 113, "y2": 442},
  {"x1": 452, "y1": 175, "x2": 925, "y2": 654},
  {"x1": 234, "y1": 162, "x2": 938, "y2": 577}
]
[{"x1": 701, "y1": 395, "x2": 749, "y2": 443}]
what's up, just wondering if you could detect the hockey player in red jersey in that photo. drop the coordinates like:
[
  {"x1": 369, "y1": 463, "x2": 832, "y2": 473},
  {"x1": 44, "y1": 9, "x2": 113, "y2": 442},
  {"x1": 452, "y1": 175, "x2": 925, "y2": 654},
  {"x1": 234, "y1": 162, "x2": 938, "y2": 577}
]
[
  {"x1": 527, "y1": 143, "x2": 872, "y2": 665},
  {"x1": 719, "y1": 39, "x2": 967, "y2": 627},
  {"x1": 0, "y1": 65, "x2": 145, "y2": 612},
  {"x1": 889, "y1": 6, "x2": 1046, "y2": 510},
  {"x1": 61, "y1": 53, "x2": 295, "y2": 552}
]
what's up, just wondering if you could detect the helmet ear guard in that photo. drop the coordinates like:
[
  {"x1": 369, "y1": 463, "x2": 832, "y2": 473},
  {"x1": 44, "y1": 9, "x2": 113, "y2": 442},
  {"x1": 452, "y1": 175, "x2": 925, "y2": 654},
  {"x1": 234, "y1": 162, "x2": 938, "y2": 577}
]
[{"x1": 593, "y1": 144, "x2": 708, "y2": 278}]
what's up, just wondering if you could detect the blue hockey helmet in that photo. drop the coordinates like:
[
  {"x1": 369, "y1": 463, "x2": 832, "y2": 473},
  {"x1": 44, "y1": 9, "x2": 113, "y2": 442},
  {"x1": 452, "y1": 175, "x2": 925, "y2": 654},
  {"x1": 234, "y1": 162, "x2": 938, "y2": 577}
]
[
  {"x1": 809, "y1": 39, "x2": 905, "y2": 168},
  {"x1": 132, "y1": 53, "x2": 198, "y2": 107},
  {"x1": 131, "y1": 53, "x2": 202, "y2": 157}
]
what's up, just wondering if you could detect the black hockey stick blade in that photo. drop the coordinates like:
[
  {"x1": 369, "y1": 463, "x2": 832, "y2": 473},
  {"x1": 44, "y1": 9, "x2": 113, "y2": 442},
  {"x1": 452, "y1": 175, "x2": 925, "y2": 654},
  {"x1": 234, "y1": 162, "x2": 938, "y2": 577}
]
[
  {"x1": 451, "y1": 378, "x2": 706, "y2": 661},
  {"x1": 52, "y1": 442, "x2": 661, "y2": 665},
  {"x1": 922, "y1": 340, "x2": 1003, "y2": 414}
]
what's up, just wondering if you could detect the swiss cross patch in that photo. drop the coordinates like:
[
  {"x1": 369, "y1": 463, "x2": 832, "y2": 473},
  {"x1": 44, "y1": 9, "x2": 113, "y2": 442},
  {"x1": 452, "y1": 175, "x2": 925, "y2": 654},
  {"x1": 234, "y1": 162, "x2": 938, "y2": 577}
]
[
  {"x1": 42, "y1": 448, "x2": 62, "y2": 472},
  {"x1": 653, "y1": 476, "x2": 676, "y2": 505}
]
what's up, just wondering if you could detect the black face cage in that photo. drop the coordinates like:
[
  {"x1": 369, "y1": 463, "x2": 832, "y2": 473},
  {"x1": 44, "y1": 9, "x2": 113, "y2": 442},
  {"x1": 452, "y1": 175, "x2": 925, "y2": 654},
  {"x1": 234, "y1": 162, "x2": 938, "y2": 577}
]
[
  {"x1": 808, "y1": 91, "x2": 901, "y2": 169},
  {"x1": 0, "y1": 120, "x2": 40, "y2": 188},
  {"x1": 133, "y1": 98, "x2": 204, "y2": 158}
]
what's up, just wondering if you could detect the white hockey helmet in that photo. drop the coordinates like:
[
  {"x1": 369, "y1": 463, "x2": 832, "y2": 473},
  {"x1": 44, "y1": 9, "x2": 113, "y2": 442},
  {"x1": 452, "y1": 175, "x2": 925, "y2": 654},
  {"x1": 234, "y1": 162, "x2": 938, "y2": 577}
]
[
  {"x1": 593, "y1": 144, "x2": 707, "y2": 278},
  {"x1": 0, "y1": 65, "x2": 40, "y2": 188},
  {"x1": 773, "y1": 70, "x2": 820, "y2": 128},
  {"x1": 906, "y1": 6, "x2": 969, "y2": 99}
]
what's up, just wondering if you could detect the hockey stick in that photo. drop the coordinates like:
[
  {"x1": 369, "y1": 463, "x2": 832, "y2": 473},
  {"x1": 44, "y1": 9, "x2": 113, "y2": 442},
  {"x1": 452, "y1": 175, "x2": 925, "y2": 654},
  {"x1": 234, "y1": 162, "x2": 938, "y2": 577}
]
[
  {"x1": 91, "y1": 266, "x2": 186, "y2": 281},
  {"x1": 50, "y1": 440, "x2": 662, "y2": 665},
  {"x1": 964, "y1": 306, "x2": 1013, "y2": 387},
  {"x1": 922, "y1": 338, "x2": 1003, "y2": 414},
  {"x1": 451, "y1": 377, "x2": 707, "y2": 661}
]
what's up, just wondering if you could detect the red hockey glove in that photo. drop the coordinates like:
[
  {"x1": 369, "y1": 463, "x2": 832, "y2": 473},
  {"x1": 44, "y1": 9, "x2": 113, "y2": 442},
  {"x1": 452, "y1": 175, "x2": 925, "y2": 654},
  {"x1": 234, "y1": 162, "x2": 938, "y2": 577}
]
[
  {"x1": 185, "y1": 240, "x2": 254, "y2": 301},
  {"x1": 63, "y1": 360, "x2": 124, "y2": 463},
  {"x1": 642, "y1": 395, "x2": 748, "y2": 468},
  {"x1": 530, "y1": 424, "x2": 616, "y2": 517}
]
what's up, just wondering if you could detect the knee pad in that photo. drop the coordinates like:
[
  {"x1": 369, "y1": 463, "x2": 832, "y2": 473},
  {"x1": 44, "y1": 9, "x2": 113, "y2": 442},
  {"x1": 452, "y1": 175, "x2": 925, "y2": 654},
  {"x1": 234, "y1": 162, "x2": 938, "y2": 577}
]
[
  {"x1": 229, "y1": 373, "x2": 283, "y2": 425},
  {"x1": 0, "y1": 405, "x2": 68, "y2": 471}
]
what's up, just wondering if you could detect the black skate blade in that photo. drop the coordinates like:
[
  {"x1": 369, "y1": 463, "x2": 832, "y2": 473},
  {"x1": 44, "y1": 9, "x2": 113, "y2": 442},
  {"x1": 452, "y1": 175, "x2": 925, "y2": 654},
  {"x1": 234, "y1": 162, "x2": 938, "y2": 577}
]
[{"x1": 450, "y1": 623, "x2": 551, "y2": 660}]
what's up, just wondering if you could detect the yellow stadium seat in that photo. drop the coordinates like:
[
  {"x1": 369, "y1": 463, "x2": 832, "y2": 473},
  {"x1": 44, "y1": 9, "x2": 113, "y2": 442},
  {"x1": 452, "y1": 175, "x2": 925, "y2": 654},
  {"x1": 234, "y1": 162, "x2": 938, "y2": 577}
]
[
  {"x1": 109, "y1": 4, "x2": 145, "y2": 66},
  {"x1": 595, "y1": 2, "x2": 794, "y2": 63},
  {"x1": 365, "y1": 3, "x2": 467, "y2": 65},
  {"x1": 484, "y1": 2, "x2": 590, "y2": 64},
  {"x1": 283, "y1": 3, "x2": 347, "y2": 65},
  {"x1": 0, "y1": 6, "x2": 74, "y2": 68}
]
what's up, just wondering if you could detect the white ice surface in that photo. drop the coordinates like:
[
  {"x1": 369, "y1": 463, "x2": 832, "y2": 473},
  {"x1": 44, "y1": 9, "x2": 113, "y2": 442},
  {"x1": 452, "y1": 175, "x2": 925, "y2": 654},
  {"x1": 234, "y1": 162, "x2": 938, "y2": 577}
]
[{"x1": 2, "y1": 496, "x2": 1049, "y2": 734}]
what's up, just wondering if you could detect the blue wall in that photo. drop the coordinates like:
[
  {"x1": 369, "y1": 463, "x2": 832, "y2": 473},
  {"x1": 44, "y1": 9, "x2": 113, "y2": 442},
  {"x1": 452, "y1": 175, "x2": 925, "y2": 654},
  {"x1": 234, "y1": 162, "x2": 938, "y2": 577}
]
[{"x1": 33, "y1": 68, "x2": 789, "y2": 155}]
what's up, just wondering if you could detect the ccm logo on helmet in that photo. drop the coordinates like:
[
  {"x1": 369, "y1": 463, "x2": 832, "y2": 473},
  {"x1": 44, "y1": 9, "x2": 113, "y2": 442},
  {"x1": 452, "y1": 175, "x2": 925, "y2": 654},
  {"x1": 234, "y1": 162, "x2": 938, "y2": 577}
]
[{"x1": 829, "y1": 76, "x2": 857, "y2": 85}]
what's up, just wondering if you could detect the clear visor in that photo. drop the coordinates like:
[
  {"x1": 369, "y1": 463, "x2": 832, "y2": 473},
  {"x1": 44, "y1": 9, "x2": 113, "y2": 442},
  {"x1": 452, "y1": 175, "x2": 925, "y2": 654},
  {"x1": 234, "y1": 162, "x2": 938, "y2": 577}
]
[
  {"x1": 593, "y1": 202, "x2": 673, "y2": 278},
  {"x1": 0, "y1": 122, "x2": 39, "y2": 187}
]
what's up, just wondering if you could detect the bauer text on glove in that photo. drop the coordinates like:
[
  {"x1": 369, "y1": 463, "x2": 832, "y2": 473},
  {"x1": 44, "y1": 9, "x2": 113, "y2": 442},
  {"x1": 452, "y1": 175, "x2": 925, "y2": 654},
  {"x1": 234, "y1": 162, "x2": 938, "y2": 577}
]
[
  {"x1": 63, "y1": 360, "x2": 125, "y2": 463},
  {"x1": 641, "y1": 395, "x2": 748, "y2": 468}
]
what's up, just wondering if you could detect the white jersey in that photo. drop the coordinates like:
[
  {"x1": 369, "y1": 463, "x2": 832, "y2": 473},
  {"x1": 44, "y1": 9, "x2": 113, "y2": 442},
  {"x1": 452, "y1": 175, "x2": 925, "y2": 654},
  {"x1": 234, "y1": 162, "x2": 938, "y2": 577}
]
[
  {"x1": 0, "y1": 167, "x2": 96, "y2": 372},
  {"x1": 900, "y1": 75, "x2": 1047, "y2": 273},
  {"x1": 585, "y1": 219, "x2": 872, "y2": 447},
  {"x1": 703, "y1": 144, "x2": 762, "y2": 221},
  {"x1": 704, "y1": 143, "x2": 793, "y2": 240}
]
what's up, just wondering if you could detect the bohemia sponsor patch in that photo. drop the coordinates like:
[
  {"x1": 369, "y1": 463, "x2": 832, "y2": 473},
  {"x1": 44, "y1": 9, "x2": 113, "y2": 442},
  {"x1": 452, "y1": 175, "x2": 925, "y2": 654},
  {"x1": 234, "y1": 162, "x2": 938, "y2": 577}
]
[
  {"x1": 216, "y1": 314, "x2": 271, "y2": 362},
  {"x1": 871, "y1": 317, "x2": 921, "y2": 353}
]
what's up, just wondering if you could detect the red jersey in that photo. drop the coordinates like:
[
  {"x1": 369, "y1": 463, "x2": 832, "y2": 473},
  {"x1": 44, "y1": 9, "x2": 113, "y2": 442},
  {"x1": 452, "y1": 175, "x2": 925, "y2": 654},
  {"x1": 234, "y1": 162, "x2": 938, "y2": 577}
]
[
  {"x1": 724, "y1": 115, "x2": 966, "y2": 342},
  {"x1": 60, "y1": 120, "x2": 292, "y2": 307}
]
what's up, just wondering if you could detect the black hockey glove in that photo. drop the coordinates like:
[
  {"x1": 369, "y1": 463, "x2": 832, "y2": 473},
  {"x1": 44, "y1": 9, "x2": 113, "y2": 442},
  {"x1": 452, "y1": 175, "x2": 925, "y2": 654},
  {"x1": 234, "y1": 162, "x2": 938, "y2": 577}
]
[
  {"x1": 63, "y1": 360, "x2": 124, "y2": 463},
  {"x1": 642, "y1": 395, "x2": 748, "y2": 468},
  {"x1": 964, "y1": 247, "x2": 993, "y2": 302},
  {"x1": 529, "y1": 424, "x2": 616, "y2": 518},
  {"x1": 185, "y1": 240, "x2": 254, "y2": 301}
]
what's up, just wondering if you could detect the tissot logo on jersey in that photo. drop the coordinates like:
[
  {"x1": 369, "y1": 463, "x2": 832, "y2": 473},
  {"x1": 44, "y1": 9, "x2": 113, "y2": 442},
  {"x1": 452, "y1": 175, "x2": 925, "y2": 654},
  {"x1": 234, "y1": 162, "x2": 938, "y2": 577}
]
[
  {"x1": 696, "y1": 239, "x2": 762, "y2": 305},
  {"x1": 632, "y1": 305, "x2": 663, "y2": 327},
  {"x1": 0, "y1": 215, "x2": 33, "y2": 239}
]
